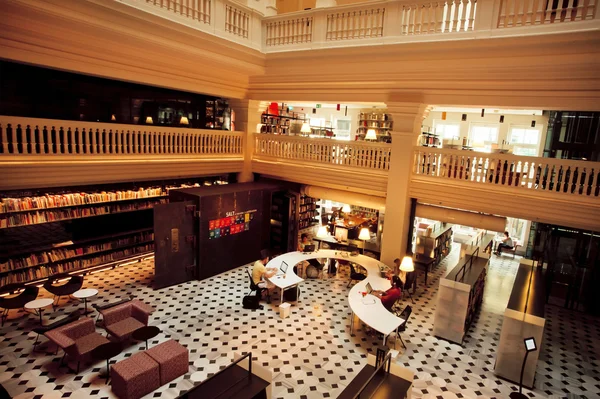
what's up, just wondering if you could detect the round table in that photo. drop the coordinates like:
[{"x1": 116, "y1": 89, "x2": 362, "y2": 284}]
[
  {"x1": 132, "y1": 326, "x2": 161, "y2": 350},
  {"x1": 25, "y1": 298, "x2": 54, "y2": 325},
  {"x1": 72, "y1": 289, "x2": 98, "y2": 315},
  {"x1": 91, "y1": 341, "x2": 122, "y2": 384}
]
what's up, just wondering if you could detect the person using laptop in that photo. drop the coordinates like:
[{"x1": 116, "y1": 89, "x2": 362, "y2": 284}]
[
  {"x1": 297, "y1": 233, "x2": 322, "y2": 278},
  {"x1": 252, "y1": 249, "x2": 277, "y2": 300},
  {"x1": 372, "y1": 276, "x2": 402, "y2": 311}
]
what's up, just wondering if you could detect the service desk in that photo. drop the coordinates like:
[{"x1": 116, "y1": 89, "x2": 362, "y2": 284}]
[
  {"x1": 267, "y1": 250, "x2": 403, "y2": 345},
  {"x1": 494, "y1": 259, "x2": 545, "y2": 388}
]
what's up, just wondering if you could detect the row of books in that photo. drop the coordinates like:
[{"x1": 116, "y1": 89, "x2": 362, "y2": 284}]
[
  {"x1": 0, "y1": 187, "x2": 165, "y2": 213},
  {"x1": 0, "y1": 232, "x2": 155, "y2": 272},
  {"x1": 0, "y1": 199, "x2": 166, "y2": 228},
  {"x1": 0, "y1": 244, "x2": 153, "y2": 286}
]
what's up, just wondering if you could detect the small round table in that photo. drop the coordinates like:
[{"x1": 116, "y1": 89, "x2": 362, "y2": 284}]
[
  {"x1": 25, "y1": 298, "x2": 54, "y2": 325},
  {"x1": 72, "y1": 289, "x2": 98, "y2": 316},
  {"x1": 132, "y1": 326, "x2": 161, "y2": 350},
  {"x1": 91, "y1": 342, "x2": 122, "y2": 384}
]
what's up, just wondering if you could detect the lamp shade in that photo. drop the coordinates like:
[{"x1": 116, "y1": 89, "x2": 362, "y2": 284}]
[
  {"x1": 180, "y1": 116, "x2": 189, "y2": 125},
  {"x1": 316, "y1": 225, "x2": 328, "y2": 238},
  {"x1": 365, "y1": 129, "x2": 377, "y2": 140},
  {"x1": 145, "y1": 116, "x2": 154, "y2": 124},
  {"x1": 342, "y1": 204, "x2": 351, "y2": 213},
  {"x1": 399, "y1": 256, "x2": 414, "y2": 272},
  {"x1": 358, "y1": 227, "x2": 370, "y2": 241},
  {"x1": 301, "y1": 122, "x2": 311, "y2": 134}
]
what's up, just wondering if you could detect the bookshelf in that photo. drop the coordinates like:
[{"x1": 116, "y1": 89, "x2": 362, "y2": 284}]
[
  {"x1": 433, "y1": 248, "x2": 489, "y2": 344},
  {"x1": 356, "y1": 112, "x2": 393, "y2": 143},
  {"x1": 0, "y1": 176, "x2": 229, "y2": 287},
  {"x1": 415, "y1": 224, "x2": 453, "y2": 265},
  {"x1": 298, "y1": 195, "x2": 319, "y2": 230},
  {"x1": 270, "y1": 191, "x2": 297, "y2": 253}
]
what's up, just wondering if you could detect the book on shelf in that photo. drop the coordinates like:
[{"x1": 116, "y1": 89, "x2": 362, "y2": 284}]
[
  {"x1": 0, "y1": 242, "x2": 153, "y2": 286},
  {"x1": 0, "y1": 187, "x2": 165, "y2": 213},
  {"x1": 0, "y1": 199, "x2": 166, "y2": 228}
]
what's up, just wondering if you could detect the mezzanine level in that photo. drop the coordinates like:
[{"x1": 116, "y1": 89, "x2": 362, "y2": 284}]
[{"x1": 122, "y1": 0, "x2": 599, "y2": 52}]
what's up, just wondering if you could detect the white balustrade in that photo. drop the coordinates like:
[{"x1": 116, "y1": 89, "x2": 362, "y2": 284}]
[
  {"x1": 497, "y1": 0, "x2": 596, "y2": 27},
  {"x1": 225, "y1": 3, "x2": 250, "y2": 38},
  {"x1": 413, "y1": 146, "x2": 600, "y2": 198},
  {"x1": 144, "y1": 0, "x2": 211, "y2": 24},
  {"x1": 265, "y1": 16, "x2": 314, "y2": 46},
  {"x1": 254, "y1": 134, "x2": 392, "y2": 171},
  {"x1": 326, "y1": 7, "x2": 386, "y2": 40},
  {"x1": 0, "y1": 116, "x2": 243, "y2": 156},
  {"x1": 401, "y1": 0, "x2": 477, "y2": 35}
]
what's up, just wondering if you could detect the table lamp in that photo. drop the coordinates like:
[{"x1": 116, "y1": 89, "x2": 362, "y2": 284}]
[
  {"x1": 179, "y1": 116, "x2": 189, "y2": 126},
  {"x1": 399, "y1": 256, "x2": 414, "y2": 272},
  {"x1": 365, "y1": 129, "x2": 377, "y2": 141},
  {"x1": 301, "y1": 122, "x2": 311, "y2": 136},
  {"x1": 145, "y1": 116, "x2": 153, "y2": 124},
  {"x1": 359, "y1": 227, "x2": 370, "y2": 253},
  {"x1": 342, "y1": 204, "x2": 351, "y2": 213},
  {"x1": 317, "y1": 225, "x2": 328, "y2": 238}
]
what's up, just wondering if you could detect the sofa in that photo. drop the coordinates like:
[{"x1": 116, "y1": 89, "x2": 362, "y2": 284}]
[
  {"x1": 100, "y1": 299, "x2": 154, "y2": 341},
  {"x1": 111, "y1": 339, "x2": 188, "y2": 399},
  {"x1": 45, "y1": 317, "x2": 110, "y2": 373}
]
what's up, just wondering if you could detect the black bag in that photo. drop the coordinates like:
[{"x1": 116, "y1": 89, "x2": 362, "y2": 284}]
[
  {"x1": 284, "y1": 287, "x2": 300, "y2": 302},
  {"x1": 242, "y1": 295, "x2": 262, "y2": 310}
]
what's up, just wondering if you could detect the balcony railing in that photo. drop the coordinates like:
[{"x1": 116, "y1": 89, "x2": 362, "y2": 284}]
[
  {"x1": 413, "y1": 146, "x2": 600, "y2": 198},
  {"x1": 0, "y1": 116, "x2": 244, "y2": 157},
  {"x1": 253, "y1": 134, "x2": 392, "y2": 171},
  {"x1": 118, "y1": 0, "x2": 599, "y2": 53}
]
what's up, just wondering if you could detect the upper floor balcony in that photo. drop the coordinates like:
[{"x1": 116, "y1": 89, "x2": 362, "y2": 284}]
[
  {"x1": 120, "y1": 0, "x2": 600, "y2": 53},
  {"x1": 252, "y1": 133, "x2": 600, "y2": 231}
]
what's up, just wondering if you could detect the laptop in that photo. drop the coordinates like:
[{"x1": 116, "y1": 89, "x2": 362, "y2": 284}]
[
  {"x1": 365, "y1": 282, "x2": 373, "y2": 295},
  {"x1": 279, "y1": 261, "x2": 289, "y2": 275},
  {"x1": 303, "y1": 244, "x2": 315, "y2": 253}
]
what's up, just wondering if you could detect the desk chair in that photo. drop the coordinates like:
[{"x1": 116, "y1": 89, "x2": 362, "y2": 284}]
[
  {"x1": 393, "y1": 305, "x2": 413, "y2": 349},
  {"x1": 403, "y1": 272, "x2": 416, "y2": 304},
  {"x1": 347, "y1": 263, "x2": 366, "y2": 288},
  {"x1": 247, "y1": 270, "x2": 269, "y2": 303}
]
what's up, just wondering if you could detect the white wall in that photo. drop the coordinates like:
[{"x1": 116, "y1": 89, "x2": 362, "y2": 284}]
[
  {"x1": 287, "y1": 105, "x2": 363, "y2": 139},
  {"x1": 422, "y1": 111, "x2": 549, "y2": 156}
]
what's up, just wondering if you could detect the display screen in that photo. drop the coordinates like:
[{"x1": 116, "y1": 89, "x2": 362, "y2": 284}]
[{"x1": 525, "y1": 337, "x2": 536, "y2": 352}]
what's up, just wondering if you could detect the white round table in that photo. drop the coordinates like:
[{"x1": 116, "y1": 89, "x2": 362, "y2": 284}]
[
  {"x1": 25, "y1": 298, "x2": 54, "y2": 325},
  {"x1": 267, "y1": 249, "x2": 405, "y2": 345},
  {"x1": 72, "y1": 288, "x2": 98, "y2": 315}
]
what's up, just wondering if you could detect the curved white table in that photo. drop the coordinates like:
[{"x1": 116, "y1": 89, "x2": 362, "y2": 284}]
[{"x1": 267, "y1": 249, "x2": 405, "y2": 345}]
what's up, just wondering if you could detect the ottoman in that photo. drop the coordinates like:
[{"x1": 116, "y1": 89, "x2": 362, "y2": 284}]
[
  {"x1": 111, "y1": 352, "x2": 160, "y2": 399},
  {"x1": 146, "y1": 339, "x2": 189, "y2": 384}
]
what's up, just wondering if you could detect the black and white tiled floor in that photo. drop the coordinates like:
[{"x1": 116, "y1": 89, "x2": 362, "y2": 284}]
[{"x1": 1, "y1": 245, "x2": 599, "y2": 399}]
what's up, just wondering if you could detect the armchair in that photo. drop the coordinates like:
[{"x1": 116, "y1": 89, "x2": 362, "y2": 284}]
[
  {"x1": 43, "y1": 273, "x2": 84, "y2": 309},
  {"x1": 45, "y1": 317, "x2": 110, "y2": 373},
  {"x1": 0, "y1": 284, "x2": 39, "y2": 326},
  {"x1": 100, "y1": 300, "x2": 154, "y2": 341}
]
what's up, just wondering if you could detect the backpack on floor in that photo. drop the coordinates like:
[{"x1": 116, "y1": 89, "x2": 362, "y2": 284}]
[{"x1": 242, "y1": 294, "x2": 262, "y2": 310}]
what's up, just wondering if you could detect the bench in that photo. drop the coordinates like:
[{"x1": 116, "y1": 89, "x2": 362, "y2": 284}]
[{"x1": 111, "y1": 339, "x2": 188, "y2": 399}]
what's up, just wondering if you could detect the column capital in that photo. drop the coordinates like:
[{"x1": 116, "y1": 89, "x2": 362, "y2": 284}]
[{"x1": 385, "y1": 101, "x2": 431, "y2": 140}]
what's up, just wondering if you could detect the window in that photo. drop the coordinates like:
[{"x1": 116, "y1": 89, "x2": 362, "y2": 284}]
[
  {"x1": 334, "y1": 118, "x2": 351, "y2": 141},
  {"x1": 433, "y1": 122, "x2": 461, "y2": 139},
  {"x1": 510, "y1": 126, "x2": 542, "y2": 157},
  {"x1": 470, "y1": 124, "x2": 499, "y2": 143}
]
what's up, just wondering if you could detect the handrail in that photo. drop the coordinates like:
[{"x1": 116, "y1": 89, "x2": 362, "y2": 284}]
[
  {"x1": 187, "y1": 352, "x2": 253, "y2": 397},
  {"x1": 456, "y1": 246, "x2": 480, "y2": 282},
  {"x1": 353, "y1": 352, "x2": 392, "y2": 399}
]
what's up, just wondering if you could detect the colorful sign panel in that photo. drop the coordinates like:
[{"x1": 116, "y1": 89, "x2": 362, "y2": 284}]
[{"x1": 208, "y1": 210, "x2": 255, "y2": 239}]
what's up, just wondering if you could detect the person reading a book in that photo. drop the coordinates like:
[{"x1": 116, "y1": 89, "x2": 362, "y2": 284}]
[{"x1": 373, "y1": 276, "x2": 402, "y2": 311}]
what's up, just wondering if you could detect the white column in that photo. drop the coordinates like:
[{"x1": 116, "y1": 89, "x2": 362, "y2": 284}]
[
  {"x1": 380, "y1": 100, "x2": 430, "y2": 266},
  {"x1": 228, "y1": 99, "x2": 270, "y2": 182}
]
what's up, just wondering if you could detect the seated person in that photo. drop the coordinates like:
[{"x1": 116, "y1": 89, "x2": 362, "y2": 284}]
[
  {"x1": 298, "y1": 233, "x2": 323, "y2": 277},
  {"x1": 373, "y1": 276, "x2": 403, "y2": 311},
  {"x1": 495, "y1": 231, "x2": 514, "y2": 255},
  {"x1": 252, "y1": 249, "x2": 277, "y2": 298},
  {"x1": 386, "y1": 258, "x2": 407, "y2": 286}
]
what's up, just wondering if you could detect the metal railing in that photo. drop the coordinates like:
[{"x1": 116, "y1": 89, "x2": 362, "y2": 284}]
[{"x1": 353, "y1": 352, "x2": 392, "y2": 399}]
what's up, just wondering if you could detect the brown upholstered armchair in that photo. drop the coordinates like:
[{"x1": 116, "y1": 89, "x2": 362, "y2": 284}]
[
  {"x1": 100, "y1": 300, "x2": 154, "y2": 341},
  {"x1": 45, "y1": 317, "x2": 109, "y2": 373}
]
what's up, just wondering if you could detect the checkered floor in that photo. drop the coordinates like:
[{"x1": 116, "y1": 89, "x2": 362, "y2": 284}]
[{"x1": 0, "y1": 244, "x2": 599, "y2": 399}]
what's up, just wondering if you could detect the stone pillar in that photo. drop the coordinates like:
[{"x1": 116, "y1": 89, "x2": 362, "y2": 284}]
[
  {"x1": 228, "y1": 99, "x2": 269, "y2": 183},
  {"x1": 380, "y1": 99, "x2": 430, "y2": 266}
]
